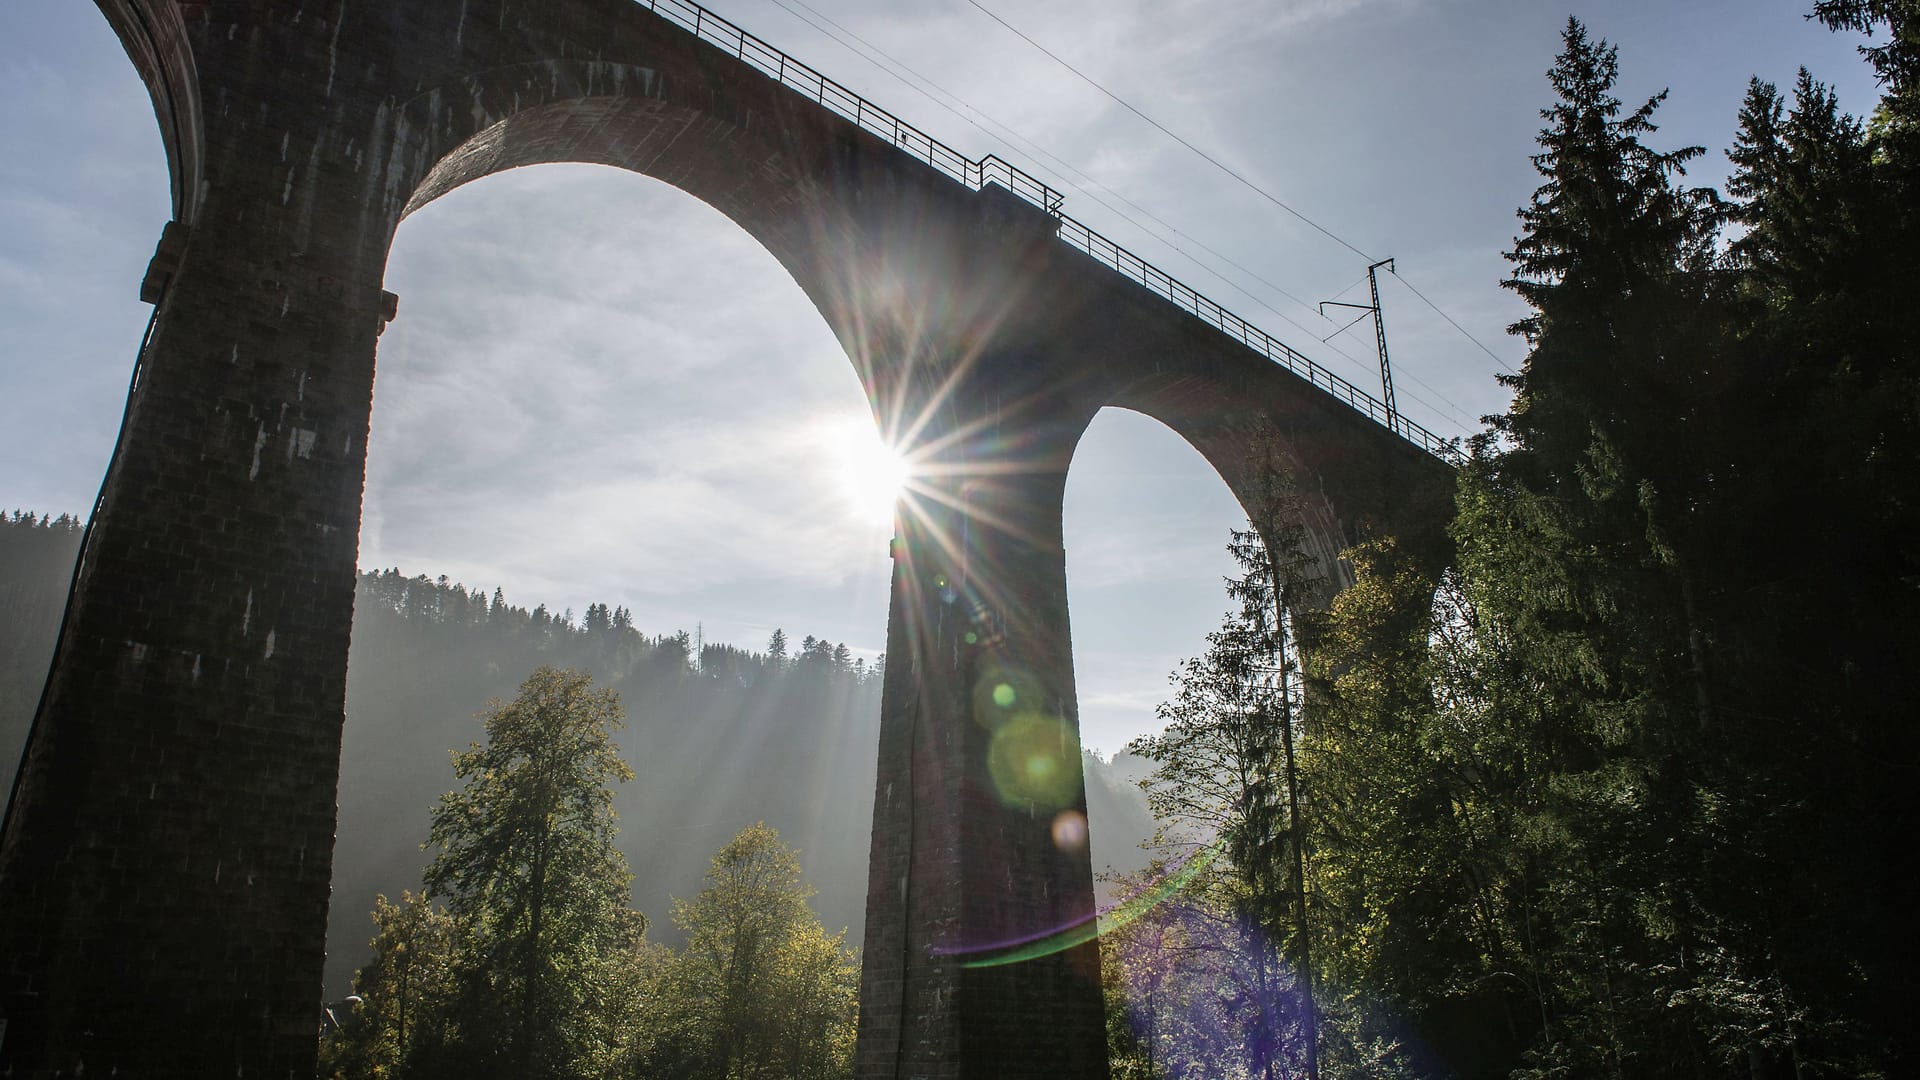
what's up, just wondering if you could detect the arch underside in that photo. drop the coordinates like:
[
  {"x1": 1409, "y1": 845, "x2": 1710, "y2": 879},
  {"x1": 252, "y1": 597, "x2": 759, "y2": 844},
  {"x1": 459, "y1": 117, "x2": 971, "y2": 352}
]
[
  {"x1": 403, "y1": 92, "x2": 820, "y2": 260},
  {"x1": 93, "y1": 0, "x2": 202, "y2": 223}
]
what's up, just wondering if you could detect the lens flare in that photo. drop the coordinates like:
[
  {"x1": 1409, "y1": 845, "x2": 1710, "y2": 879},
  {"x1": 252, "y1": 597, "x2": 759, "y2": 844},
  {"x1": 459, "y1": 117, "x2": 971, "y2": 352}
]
[
  {"x1": 933, "y1": 838, "x2": 1227, "y2": 968},
  {"x1": 826, "y1": 415, "x2": 909, "y2": 526},
  {"x1": 1050, "y1": 809, "x2": 1088, "y2": 852},
  {"x1": 970, "y1": 664, "x2": 1040, "y2": 731},
  {"x1": 986, "y1": 713, "x2": 1079, "y2": 811}
]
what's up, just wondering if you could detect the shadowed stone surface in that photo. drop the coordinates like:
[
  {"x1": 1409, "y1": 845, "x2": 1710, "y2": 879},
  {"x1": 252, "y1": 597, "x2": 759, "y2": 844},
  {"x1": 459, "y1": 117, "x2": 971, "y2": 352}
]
[{"x1": 0, "y1": 1, "x2": 1452, "y2": 1075}]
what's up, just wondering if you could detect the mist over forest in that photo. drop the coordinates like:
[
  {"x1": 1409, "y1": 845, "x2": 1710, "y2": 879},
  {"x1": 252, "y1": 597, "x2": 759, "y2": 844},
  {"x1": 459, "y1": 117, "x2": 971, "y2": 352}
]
[{"x1": 0, "y1": 510, "x2": 1157, "y2": 998}]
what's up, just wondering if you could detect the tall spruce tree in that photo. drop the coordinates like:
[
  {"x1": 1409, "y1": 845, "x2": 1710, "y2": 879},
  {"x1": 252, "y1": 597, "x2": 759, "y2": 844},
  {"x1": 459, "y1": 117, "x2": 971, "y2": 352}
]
[
  {"x1": 420, "y1": 667, "x2": 641, "y2": 1078},
  {"x1": 1713, "y1": 26, "x2": 1920, "y2": 1070},
  {"x1": 1128, "y1": 456, "x2": 1323, "y2": 1079},
  {"x1": 1468, "y1": 20, "x2": 1747, "y2": 1075}
]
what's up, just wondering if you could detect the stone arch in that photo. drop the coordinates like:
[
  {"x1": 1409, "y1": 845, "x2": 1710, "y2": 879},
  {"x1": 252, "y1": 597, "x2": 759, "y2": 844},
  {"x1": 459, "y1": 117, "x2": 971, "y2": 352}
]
[
  {"x1": 363, "y1": 56, "x2": 972, "y2": 427},
  {"x1": 386, "y1": 66, "x2": 824, "y2": 245},
  {"x1": 1066, "y1": 318, "x2": 1455, "y2": 602},
  {"x1": 1078, "y1": 388, "x2": 1355, "y2": 613},
  {"x1": 383, "y1": 88, "x2": 856, "y2": 368},
  {"x1": 1058, "y1": 407, "x2": 1244, "y2": 872},
  {"x1": 358, "y1": 39, "x2": 1049, "y2": 450},
  {"x1": 328, "y1": 159, "x2": 894, "y2": 995},
  {"x1": 93, "y1": 0, "x2": 202, "y2": 224}
]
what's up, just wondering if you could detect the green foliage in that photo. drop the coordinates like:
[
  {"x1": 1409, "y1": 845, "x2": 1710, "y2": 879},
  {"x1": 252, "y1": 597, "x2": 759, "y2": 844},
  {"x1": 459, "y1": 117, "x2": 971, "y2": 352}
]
[
  {"x1": 642, "y1": 823, "x2": 858, "y2": 1080},
  {"x1": 419, "y1": 666, "x2": 641, "y2": 1077},
  {"x1": 1107, "y1": 13, "x2": 1916, "y2": 1078},
  {"x1": 1282, "y1": 12, "x2": 1920, "y2": 1078},
  {"x1": 321, "y1": 708, "x2": 857, "y2": 1080},
  {"x1": 319, "y1": 892, "x2": 455, "y2": 1079},
  {"x1": 1123, "y1": 453, "x2": 1330, "y2": 1078},
  {"x1": 1812, "y1": 0, "x2": 1920, "y2": 90},
  {"x1": 330, "y1": 573, "x2": 892, "y2": 999}
]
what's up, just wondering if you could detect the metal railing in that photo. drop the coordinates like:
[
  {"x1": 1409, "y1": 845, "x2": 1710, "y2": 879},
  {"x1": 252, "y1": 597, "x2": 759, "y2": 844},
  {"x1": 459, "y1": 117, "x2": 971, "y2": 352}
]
[{"x1": 638, "y1": 0, "x2": 1457, "y2": 463}]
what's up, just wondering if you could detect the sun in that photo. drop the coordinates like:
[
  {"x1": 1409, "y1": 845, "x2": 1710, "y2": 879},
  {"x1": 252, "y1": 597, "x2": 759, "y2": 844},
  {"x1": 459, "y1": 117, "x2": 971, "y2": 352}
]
[{"x1": 827, "y1": 416, "x2": 909, "y2": 527}]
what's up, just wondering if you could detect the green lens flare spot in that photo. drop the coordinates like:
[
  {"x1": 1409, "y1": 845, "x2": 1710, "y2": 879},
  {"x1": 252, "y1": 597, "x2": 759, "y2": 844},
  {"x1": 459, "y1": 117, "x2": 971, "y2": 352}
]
[
  {"x1": 972, "y1": 666, "x2": 1038, "y2": 730},
  {"x1": 987, "y1": 713, "x2": 1077, "y2": 811}
]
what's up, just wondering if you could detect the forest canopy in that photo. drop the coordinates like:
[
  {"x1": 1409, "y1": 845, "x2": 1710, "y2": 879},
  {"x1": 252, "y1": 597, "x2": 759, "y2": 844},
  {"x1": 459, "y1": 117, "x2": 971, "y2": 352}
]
[{"x1": 1102, "y1": 9, "x2": 1919, "y2": 1079}]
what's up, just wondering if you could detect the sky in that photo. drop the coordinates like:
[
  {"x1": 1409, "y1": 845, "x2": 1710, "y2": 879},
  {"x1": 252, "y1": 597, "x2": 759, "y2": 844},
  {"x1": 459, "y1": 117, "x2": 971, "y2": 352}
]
[{"x1": 0, "y1": 0, "x2": 1885, "y2": 757}]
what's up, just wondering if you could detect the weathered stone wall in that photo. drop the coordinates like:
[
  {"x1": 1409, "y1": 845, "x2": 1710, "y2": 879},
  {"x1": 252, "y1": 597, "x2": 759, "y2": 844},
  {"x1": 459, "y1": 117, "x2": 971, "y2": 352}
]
[{"x1": 0, "y1": 1, "x2": 1451, "y2": 1075}]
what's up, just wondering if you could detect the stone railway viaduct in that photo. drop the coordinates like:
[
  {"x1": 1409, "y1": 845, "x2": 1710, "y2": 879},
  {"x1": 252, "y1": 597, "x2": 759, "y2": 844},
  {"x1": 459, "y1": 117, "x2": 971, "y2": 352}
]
[{"x1": 0, "y1": 0, "x2": 1452, "y2": 1075}]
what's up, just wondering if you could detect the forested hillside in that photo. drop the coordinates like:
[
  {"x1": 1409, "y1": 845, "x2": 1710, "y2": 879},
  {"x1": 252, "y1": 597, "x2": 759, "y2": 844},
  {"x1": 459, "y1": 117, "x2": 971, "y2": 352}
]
[
  {"x1": 0, "y1": 514, "x2": 1157, "y2": 998},
  {"x1": 0, "y1": 511, "x2": 82, "y2": 774}
]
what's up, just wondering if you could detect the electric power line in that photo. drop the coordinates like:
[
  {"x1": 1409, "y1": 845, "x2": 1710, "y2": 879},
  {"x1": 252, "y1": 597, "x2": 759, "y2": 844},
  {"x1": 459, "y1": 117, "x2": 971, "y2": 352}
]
[
  {"x1": 962, "y1": 0, "x2": 1377, "y2": 263},
  {"x1": 1387, "y1": 271, "x2": 1518, "y2": 374},
  {"x1": 766, "y1": 0, "x2": 1330, "y2": 322},
  {"x1": 959, "y1": 0, "x2": 1515, "y2": 398},
  {"x1": 764, "y1": 0, "x2": 1489, "y2": 432}
]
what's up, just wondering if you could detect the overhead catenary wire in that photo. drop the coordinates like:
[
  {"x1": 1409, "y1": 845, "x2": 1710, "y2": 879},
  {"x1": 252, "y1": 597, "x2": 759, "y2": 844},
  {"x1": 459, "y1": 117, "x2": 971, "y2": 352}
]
[
  {"x1": 1387, "y1": 271, "x2": 1518, "y2": 374},
  {"x1": 961, "y1": 0, "x2": 1377, "y2": 263},
  {"x1": 763, "y1": 0, "x2": 1329, "y2": 322},
  {"x1": 764, "y1": 0, "x2": 1494, "y2": 432},
  {"x1": 761, "y1": 0, "x2": 1478, "y2": 428},
  {"x1": 755, "y1": 0, "x2": 1488, "y2": 433},
  {"x1": 771, "y1": 0, "x2": 1485, "y2": 432},
  {"x1": 958, "y1": 0, "x2": 1519, "y2": 393}
]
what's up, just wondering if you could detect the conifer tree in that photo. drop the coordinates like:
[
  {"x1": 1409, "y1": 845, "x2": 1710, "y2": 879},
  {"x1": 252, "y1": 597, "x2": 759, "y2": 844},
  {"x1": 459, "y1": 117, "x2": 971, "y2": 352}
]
[
  {"x1": 1713, "y1": 28, "x2": 1920, "y2": 1069},
  {"x1": 421, "y1": 667, "x2": 640, "y2": 1078},
  {"x1": 1128, "y1": 453, "x2": 1323, "y2": 1079}
]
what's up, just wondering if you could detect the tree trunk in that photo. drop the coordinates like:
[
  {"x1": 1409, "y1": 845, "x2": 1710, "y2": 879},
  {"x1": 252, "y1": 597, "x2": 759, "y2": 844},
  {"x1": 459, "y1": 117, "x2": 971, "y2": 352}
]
[
  {"x1": 1270, "y1": 571, "x2": 1318, "y2": 1080},
  {"x1": 522, "y1": 775, "x2": 553, "y2": 1075}
]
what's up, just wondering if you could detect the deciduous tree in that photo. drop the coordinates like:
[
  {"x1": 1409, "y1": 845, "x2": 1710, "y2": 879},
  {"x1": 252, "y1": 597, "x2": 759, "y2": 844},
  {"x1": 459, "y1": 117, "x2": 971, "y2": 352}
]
[
  {"x1": 319, "y1": 891, "x2": 455, "y2": 1079},
  {"x1": 651, "y1": 822, "x2": 857, "y2": 1080}
]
